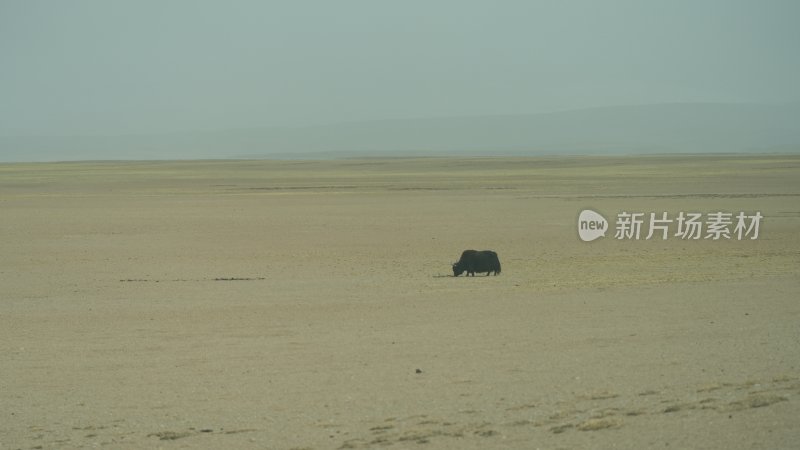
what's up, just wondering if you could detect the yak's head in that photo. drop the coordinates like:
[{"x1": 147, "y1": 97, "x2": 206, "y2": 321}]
[{"x1": 452, "y1": 262, "x2": 465, "y2": 277}]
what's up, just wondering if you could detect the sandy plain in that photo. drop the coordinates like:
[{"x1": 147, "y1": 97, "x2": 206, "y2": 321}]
[{"x1": 1, "y1": 155, "x2": 799, "y2": 449}]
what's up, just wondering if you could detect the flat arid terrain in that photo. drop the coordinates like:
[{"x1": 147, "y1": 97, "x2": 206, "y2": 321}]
[{"x1": 1, "y1": 155, "x2": 799, "y2": 449}]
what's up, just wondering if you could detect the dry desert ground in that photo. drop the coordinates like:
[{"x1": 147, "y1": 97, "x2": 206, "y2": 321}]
[{"x1": 1, "y1": 155, "x2": 799, "y2": 449}]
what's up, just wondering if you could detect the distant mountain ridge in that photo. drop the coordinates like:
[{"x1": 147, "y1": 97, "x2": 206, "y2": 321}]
[{"x1": 2, "y1": 102, "x2": 799, "y2": 162}]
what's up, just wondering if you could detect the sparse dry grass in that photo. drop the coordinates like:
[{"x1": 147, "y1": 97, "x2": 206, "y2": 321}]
[{"x1": 1, "y1": 155, "x2": 799, "y2": 449}]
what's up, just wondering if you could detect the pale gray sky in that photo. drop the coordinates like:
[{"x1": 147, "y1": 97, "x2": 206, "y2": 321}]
[{"x1": 2, "y1": 0, "x2": 799, "y2": 136}]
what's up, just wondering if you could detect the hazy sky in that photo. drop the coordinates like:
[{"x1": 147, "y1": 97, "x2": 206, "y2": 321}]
[{"x1": 2, "y1": 0, "x2": 799, "y2": 136}]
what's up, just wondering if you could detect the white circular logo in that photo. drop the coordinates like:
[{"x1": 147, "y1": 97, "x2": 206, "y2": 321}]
[{"x1": 578, "y1": 209, "x2": 608, "y2": 242}]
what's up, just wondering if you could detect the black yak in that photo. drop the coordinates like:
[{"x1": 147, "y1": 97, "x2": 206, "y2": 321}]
[{"x1": 452, "y1": 250, "x2": 501, "y2": 276}]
